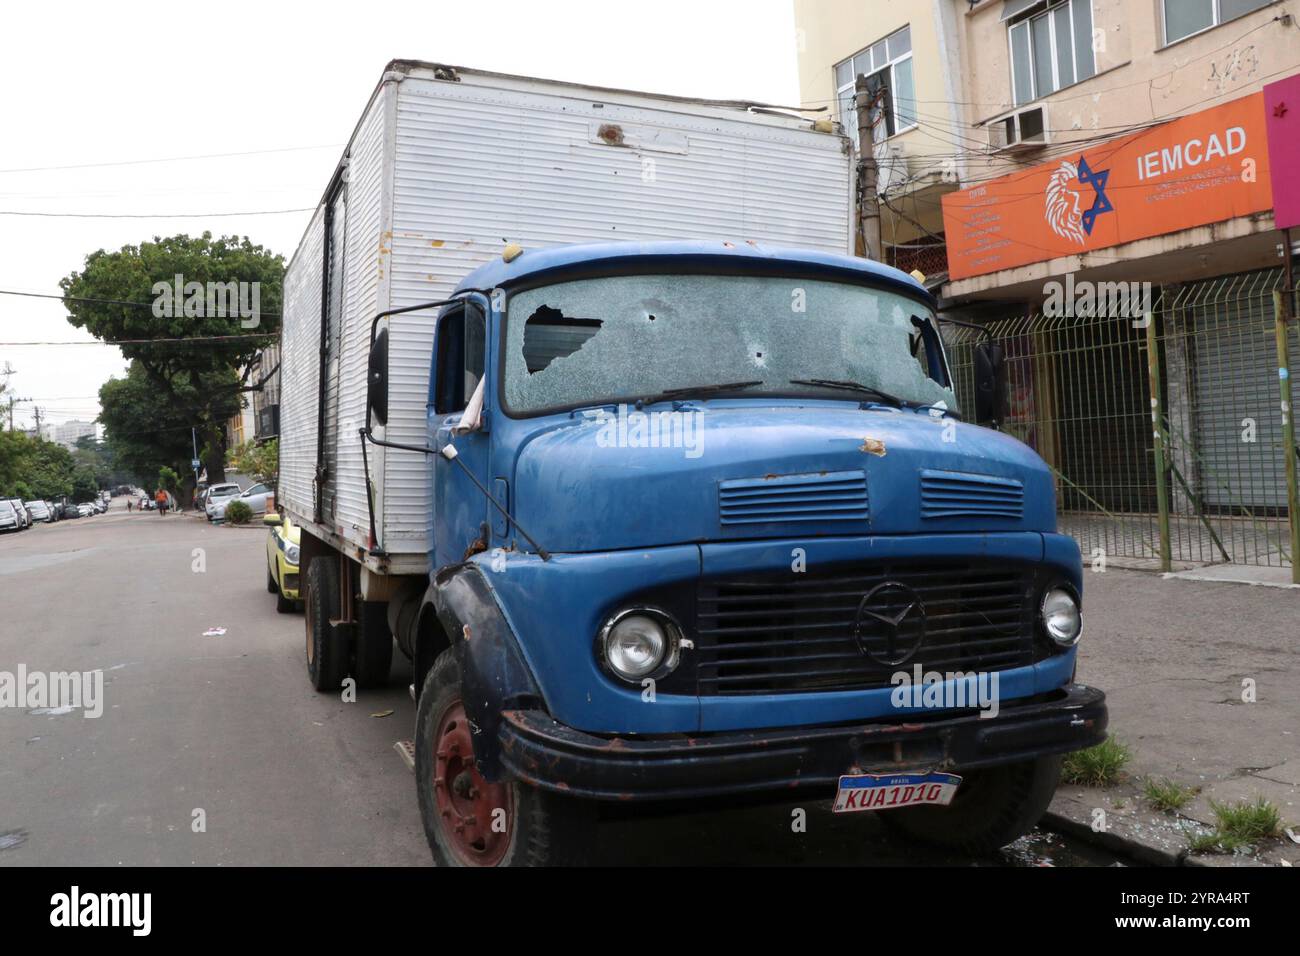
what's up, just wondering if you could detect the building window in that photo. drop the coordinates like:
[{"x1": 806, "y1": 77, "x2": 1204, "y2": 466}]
[
  {"x1": 833, "y1": 25, "x2": 916, "y2": 144},
  {"x1": 1007, "y1": 0, "x2": 1095, "y2": 106},
  {"x1": 1162, "y1": 0, "x2": 1272, "y2": 45}
]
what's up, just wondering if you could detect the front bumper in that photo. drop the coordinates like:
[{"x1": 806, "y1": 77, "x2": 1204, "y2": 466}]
[
  {"x1": 498, "y1": 684, "x2": 1106, "y2": 802},
  {"x1": 281, "y1": 569, "x2": 300, "y2": 599}
]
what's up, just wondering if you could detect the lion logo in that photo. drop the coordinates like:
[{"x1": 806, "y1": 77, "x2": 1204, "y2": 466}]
[{"x1": 1045, "y1": 156, "x2": 1112, "y2": 245}]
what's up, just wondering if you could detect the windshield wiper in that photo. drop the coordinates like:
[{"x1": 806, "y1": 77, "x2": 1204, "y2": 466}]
[
  {"x1": 638, "y1": 380, "x2": 764, "y2": 405},
  {"x1": 788, "y1": 378, "x2": 918, "y2": 408}
]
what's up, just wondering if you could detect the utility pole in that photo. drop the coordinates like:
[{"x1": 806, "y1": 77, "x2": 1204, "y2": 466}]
[
  {"x1": 6, "y1": 395, "x2": 31, "y2": 431},
  {"x1": 31, "y1": 406, "x2": 43, "y2": 439},
  {"x1": 854, "y1": 75, "x2": 882, "y2": 261}
]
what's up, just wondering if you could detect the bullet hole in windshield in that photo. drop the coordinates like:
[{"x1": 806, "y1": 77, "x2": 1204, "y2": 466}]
[{"x1": 521, "y1": 306, "x2": 604, "y2": 374}]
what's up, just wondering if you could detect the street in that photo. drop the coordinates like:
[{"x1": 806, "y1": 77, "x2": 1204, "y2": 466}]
[{"x1": 0, "y1": 501, "x2": 1116, "y2": 867}]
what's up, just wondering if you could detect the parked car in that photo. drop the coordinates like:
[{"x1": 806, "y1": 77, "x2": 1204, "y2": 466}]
[
  {"x1": 77, "y1": 503, "x2": 94, "y2": 518},
  {"x1": 204, "y1": 483, "x2": 245, "y2": 522},
  {"x1": 0, "y1": 499, "x2": 20, "y2": 533},
  {"x1": 44, "y1": 500, "x2": 60, "y2": 522},
  {"x1": 211, "y1": 483, "x2": 272, "y2": 522},
  {"x1": 6, "y1": 498, "x2": 29, "y2": 529},
  {"x1": 264, "y1": 512, "x2": 302, "y2": 613},
  {"x1": 24, "y1": 500, "x2": 51, "y2": 523},
  {"x1": 59, "y1": 501, "x2": 80, "y2": 519}
]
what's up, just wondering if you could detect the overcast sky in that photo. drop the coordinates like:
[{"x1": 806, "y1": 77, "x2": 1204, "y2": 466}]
[{"x1": 0, "y1": 0, "x2": 800, "y2": 432}]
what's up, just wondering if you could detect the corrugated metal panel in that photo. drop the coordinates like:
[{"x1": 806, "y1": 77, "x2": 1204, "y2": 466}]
[
  {"x1": 279, "y1": 204, "x2": 325, "y2": 519},
  {"x1": 380, "y1": 73, "x2": 854, "y2": 547},
  {"x1": 331, "y1": 86, "x2": 390, "y2": 545},
  {"x1": 1191, "y1": 284, "x2": 1297, "y2": 510}
]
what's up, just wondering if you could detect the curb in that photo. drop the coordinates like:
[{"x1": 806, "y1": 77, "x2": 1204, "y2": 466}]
[{"x1": 1039, "y1": 810, "x2": 1186, "y2": 866}]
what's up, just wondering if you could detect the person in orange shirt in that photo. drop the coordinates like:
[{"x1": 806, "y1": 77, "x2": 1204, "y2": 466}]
[{"x1": 154, "y1": 488, "x2": 168, "y2": 516}]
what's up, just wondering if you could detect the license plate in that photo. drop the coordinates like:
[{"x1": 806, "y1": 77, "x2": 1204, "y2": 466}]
[{"x1": 832, "y1": 771, "x2": 962, "y2": 814}]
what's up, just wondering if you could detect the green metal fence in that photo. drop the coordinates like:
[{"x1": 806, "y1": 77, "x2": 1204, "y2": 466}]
[{"x1": 944, "y1": 269, "x2": 1300, "y2": 580}]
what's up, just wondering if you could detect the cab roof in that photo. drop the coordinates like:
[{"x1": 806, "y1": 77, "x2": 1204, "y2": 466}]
[{"x1": 454, "y1": 240, "x2": 935, "y2": 308}]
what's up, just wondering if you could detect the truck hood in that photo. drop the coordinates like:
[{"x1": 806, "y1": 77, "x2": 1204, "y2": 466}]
[{"x1": 510, "y1": 403, "x2": 1056, "y2": 553}]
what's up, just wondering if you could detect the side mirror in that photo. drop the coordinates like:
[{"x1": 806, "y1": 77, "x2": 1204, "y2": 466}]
[
  {"x1": 368, "y1": 327, "x2": 390, "y2": 426},
  {"x1": 262, "y1": 513, "x2": 281, "y2": 527},
  {"x1": 973, "y1": 341, "x2": 1007, "y2": 428}
]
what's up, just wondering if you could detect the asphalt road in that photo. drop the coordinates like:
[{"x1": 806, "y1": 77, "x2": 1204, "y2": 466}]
[{"x1": 0, "y1": 502, "x2": 1112, "y2": 867}]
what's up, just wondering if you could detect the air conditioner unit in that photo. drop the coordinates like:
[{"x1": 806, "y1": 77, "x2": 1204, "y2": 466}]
[{"x1": 987, "y1": 105, "x2": 1049, "y2": 153}]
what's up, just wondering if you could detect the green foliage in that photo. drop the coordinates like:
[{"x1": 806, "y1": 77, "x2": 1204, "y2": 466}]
[
  {"x1": 224, "y1": 500, "x2": 253, "y2": 525},
  {"x1": 1142, "y1": 777, "x2": 1197, "y2": 813},
  {"x1": 0, "y1": 431, "x2": 88, "y2": 500},
  {"x1": 1210, "y1": 797, "x2": 1282, "y2": 842},
  {"x1": 158, "y1": 465, "x2": 181, "y2": 491},
  {"x1": 226, "y1": 438, "x2": 278, "y2": 487},
  {"x1": 1061, "y1": 737, "x2": 1131, "y2": 787},
  {"x1": 61, "y1": 233, "x2": 284, "y2": 485}
]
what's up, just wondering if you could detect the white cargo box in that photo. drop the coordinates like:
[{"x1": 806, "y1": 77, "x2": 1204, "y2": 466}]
[{"x1": 279, "y1": 60, "x2": 853, "y2": 575}]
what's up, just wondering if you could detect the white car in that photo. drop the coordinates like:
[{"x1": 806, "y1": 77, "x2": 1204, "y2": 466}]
[
  {"x1": 208, "y1": 482, "x2": 273, "y2": 522},
  {"x1": 204, "y1": 483, "x2": 245, "y2": 521},
  {"x1": 6, "y1": 498, "x2": 29, "y2": 529},
  {"x1": 0, "y1": 499, "x2": 20, "y2": 533},
  {"x1": 24, "y1": 500, "x2": 51, "y2": 523}
]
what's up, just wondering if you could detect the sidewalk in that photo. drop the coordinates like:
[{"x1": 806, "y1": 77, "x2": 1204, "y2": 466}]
[{"x1": 1046, "y1": 568, "x2": 1300, "y2": 866}]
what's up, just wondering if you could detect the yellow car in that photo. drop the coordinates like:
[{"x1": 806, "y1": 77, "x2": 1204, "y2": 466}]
[{"x1": 264, "y1": 512, "x2": 302, "y2": 613}]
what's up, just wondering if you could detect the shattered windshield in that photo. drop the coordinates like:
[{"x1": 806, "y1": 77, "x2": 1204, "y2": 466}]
[{"x1": 501, "y1": 273, "x2": 955, "y2": 414}]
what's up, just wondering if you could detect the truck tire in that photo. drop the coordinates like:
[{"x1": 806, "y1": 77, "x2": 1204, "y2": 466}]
[
  {"x1": 415, "y1": 648, "x2": 596, "y2": 867},
  {"x1": 878, "y1": 755, "x2": 1063, "y2": 856},
  {"x1": 305, "y1": 556, "x2": 347, "y2": 691},
  {"x1": 353, "y1": 601, "x2": 393, "y2": 687}
]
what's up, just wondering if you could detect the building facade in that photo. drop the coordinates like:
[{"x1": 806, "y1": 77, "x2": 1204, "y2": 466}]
[
  {"x1": 53, "y1": 419, "x2": 97, "y2": 450},
  {"x1": 794, "y1": 0, "x2": 1300, "y2": 573}
]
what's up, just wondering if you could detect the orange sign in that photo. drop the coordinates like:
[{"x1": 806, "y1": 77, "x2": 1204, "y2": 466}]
[{"x1": 942, "y1": 92, "x2": 1273, "y2": 280}]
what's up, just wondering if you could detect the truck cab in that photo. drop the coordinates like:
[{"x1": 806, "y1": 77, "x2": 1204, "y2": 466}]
[{"x1": 363, "y1": 240, "x2": 1107, "y2": 866}]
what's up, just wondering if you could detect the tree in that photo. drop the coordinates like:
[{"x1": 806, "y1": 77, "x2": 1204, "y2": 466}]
[
  {"x1": 227, "y1": 438, "x2": 278, "y2": 488},
  {"x1": 61, "y1": 233, "x2": 283, "y2": 486},
  {"x1": 97, "y1": 361, "x2": 196, "y2": 492}
]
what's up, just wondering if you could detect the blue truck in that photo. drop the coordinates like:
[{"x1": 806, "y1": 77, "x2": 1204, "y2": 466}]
[
  {"x1": 357, "y1": 240, "x2": 1106, "y2": 866},
  {"x1": 277, "y1": 65, "x2": 1105, "y2": 867}
]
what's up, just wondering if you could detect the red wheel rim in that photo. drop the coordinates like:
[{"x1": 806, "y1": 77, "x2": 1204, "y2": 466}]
[{"x1": 432, "y1": 699, "x2": 513, "y2": 866}]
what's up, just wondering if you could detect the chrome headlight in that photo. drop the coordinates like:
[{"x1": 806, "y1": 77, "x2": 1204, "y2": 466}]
[
  {"x1": 1040, "y1": 587, "x2": 1082, "y2": 647},
  {"x1": 285, "y1": 544, "x2": 300, "y2": 565},
  {"x1": 598, "y1": 608, "x2": 682, "y2": 683}
]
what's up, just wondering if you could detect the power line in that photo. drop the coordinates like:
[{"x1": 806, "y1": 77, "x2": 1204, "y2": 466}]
[
  {"x1": 0, "y1": 333, "x2": 276, "y2": 346},
  {"x1": 0, "y1": 207, "x2": 313, "y2": 219},
  {"x1": 0, "y1": 144, "x2": 343, "y2": 175},
  {"x1": 0, "y1": 287, "x2": 283, "y2": 319}
]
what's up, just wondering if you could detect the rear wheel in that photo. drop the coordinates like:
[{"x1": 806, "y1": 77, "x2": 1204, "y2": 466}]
[
  {"x1": 878, "y1": 755, "x2": 1063, "y2": 855},
  {"x1": 305, "y1": 556, "x2": 347, "y2": 691},
  {"x1": 414, "y1": 648, "x2": 596, "y2": 866},
  {"x1": 353, "y1": 601, "x2": 393, "y2": 687}
]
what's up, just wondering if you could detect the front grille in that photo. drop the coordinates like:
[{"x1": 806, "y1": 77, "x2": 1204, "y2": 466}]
[{"x1": 694, "y1": 563, "x2": 1034, "y2": 696}]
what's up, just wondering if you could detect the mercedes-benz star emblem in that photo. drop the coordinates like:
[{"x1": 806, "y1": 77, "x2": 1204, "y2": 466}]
[{"x1": 853, "y1": 581, "x2": 927, "y2": 666}]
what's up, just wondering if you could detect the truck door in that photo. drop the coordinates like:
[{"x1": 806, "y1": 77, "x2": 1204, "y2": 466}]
[
  {"x1": 316, "y1": 176, "x2": 347, "y2": 523},
  {"x1": 429, "y1": 301, "x2": 491, "y2": 570}
]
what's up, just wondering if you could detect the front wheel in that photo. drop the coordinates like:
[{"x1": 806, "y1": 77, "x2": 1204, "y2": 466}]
[
  {"x1": 414, "y1": 648, "x2": 596, "y2": 867},
  {"x1": 878, "y1": 755, "x2": 1063, "y2": 855}
]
